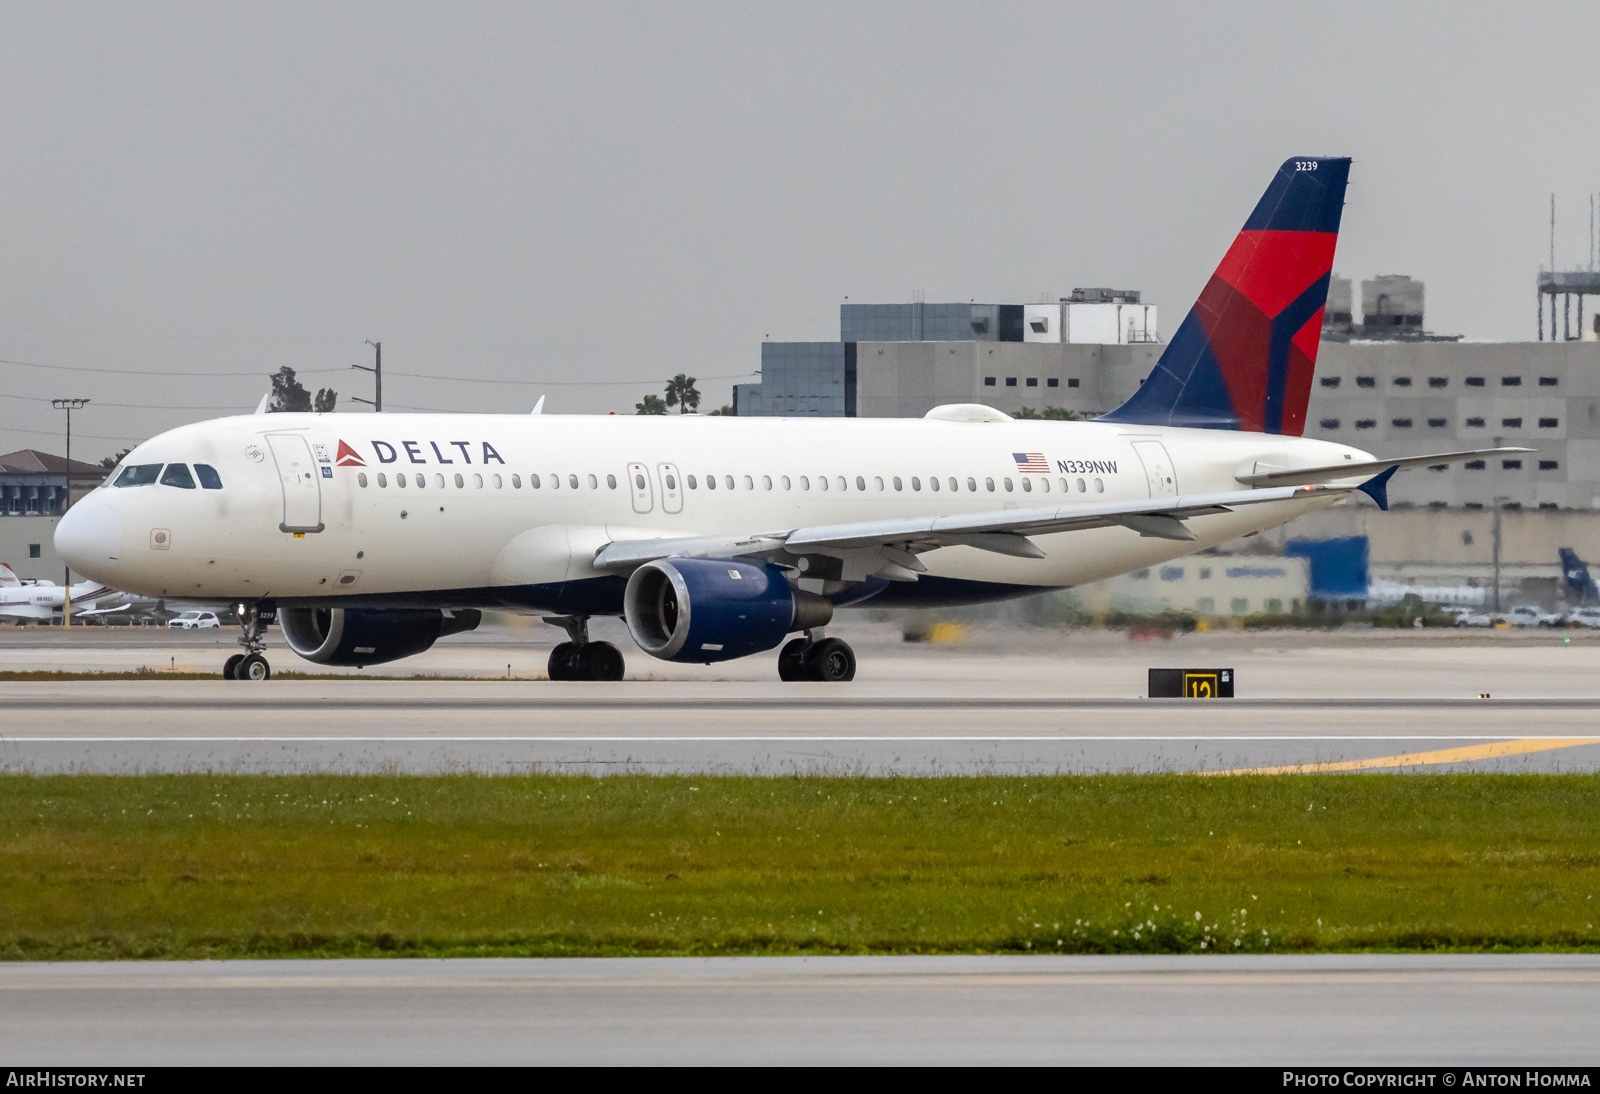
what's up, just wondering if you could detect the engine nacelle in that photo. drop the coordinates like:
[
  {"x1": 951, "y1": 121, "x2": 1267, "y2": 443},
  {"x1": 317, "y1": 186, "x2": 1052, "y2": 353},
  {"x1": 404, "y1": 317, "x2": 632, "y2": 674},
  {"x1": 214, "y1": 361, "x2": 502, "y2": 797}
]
[
  {"x1": 623, "y1": 558, "x2": 831, "y2": 663},
  {"x1": 280, "y1": 607, "x2": 481, "y2": 667}
]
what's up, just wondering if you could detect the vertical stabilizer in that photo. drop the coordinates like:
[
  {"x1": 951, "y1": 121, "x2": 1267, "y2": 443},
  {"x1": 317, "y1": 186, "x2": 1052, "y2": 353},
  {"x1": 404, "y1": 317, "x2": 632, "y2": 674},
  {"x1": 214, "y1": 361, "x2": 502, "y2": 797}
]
[
  {"x1": 0, "y1": 563, "x2": 19, "y2": 587},
  {"x1": 1101, "y1": 156, "x2": 1351, "y2": 434}
]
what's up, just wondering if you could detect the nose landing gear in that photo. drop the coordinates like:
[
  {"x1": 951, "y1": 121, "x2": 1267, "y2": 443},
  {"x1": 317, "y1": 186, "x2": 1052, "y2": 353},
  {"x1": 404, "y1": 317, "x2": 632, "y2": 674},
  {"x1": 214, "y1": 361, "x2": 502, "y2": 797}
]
[
  {"x1": 777, "y1": 631, "x2": 856, "y2": 682},
  {"x1": 225, "y1": 602, "x2": 271, "y2": 681},
  {"x1": 544, "y1": 615, "x2": 626, "y2": 681}
]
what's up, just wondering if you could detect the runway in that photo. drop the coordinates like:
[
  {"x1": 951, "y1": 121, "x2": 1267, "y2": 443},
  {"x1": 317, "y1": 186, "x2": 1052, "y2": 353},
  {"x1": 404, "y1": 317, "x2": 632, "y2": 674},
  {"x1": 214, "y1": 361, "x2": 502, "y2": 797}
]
[
  {"x1": 5, "y1": 681, "x2": 1600, "y2": 773},
  {"x1": 7, "y1": 626, "x2": 1600, "y2": 773},
  {"x1": 3, "y1": 954, "x2": 1597, "y2": 1065}
]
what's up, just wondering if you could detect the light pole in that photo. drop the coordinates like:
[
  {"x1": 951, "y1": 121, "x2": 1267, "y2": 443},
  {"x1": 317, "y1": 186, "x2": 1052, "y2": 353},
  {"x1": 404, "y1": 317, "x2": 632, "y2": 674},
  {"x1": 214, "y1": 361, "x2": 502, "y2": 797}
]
[
  {"x1": 351, "y1": 340, "x2": 382, "y2": 411},
  {"x1": 52, "y1": 398, "x2": 90, "y2": 627}
]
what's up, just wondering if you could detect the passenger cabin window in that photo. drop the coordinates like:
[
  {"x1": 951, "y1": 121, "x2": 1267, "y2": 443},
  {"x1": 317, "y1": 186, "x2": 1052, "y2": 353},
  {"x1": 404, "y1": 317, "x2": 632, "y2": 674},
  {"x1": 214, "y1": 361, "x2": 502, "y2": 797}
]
[
  {"x1": 113, "y1": 463, "x2": 162, "y2": 487},
  {"x1": 1319, "y1": 419, "x2": 1340, "y2": 429},
  {"x1": 159, "y1": 464, "x2": 196, "y2": 489},
  {"x1": 194, "y1": 464, "x2": 223, "y2": 489},
  {"x1": 1466, "y1": 377, "x2": 1486, "y2": 387},
  {"x1": 1428, "y1": 418, "x2": 1447, "y2": 428},
  {"x1": 1429, "y1": 377, "x2": 1448, "y2": 388},
  {"x1": 1393, "y1": 377, "x2": 1412, "y2": 387},
  {"x1": 358, "y1": 473, "x2": 369, "y2": 488},
  {"x1": 1320, "y1": 377, "x2": 1340, "y2": 388},
  {"x1": 1540, "y1": 377, "x2": 1559, "y2": 386},
  {"x1": 1356, "y1": 376, "x2": 1376, "y2": 388},
  {"x1": 1501, "y1": 376, "x2": 1522, "y2": 386}
]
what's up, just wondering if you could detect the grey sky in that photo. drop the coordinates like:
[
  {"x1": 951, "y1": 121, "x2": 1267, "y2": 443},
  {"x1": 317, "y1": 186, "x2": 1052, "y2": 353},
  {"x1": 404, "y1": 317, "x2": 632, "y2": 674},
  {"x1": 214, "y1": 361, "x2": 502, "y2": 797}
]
[{"x1": 3, "y1": 1, "x2": 1597, "y2": 461}]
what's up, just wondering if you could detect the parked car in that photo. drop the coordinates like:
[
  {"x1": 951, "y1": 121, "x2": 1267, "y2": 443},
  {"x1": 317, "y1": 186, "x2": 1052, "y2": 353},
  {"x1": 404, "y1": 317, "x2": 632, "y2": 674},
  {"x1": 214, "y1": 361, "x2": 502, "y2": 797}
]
[
  {"x1": 167, "y1": 610, "x2": 221, "y2": 630},
  {"x1": 1568, "y1": 606, "x2": 1600, "y2": 629},
  {"x1": 1453, "y1": 609, "x2": 1498, "y2": 628},
  {"x1": 1506, "y1": 605, "x2": 1564, "y2": 628}
]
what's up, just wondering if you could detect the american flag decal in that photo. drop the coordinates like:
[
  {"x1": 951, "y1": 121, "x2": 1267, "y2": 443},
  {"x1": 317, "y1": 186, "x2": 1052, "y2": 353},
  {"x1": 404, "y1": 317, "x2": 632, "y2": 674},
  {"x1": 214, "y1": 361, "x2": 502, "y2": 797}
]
[{"x1": 1012, "y1": 452, "x2": 1049, "y2": 473}]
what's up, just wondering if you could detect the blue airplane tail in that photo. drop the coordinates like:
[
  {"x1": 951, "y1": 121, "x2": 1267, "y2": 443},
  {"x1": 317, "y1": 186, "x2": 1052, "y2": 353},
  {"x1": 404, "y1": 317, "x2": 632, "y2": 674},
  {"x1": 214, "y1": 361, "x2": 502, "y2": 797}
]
[{"x1": 1560, "y1": 548, "x2": 1597, "y2": 604}]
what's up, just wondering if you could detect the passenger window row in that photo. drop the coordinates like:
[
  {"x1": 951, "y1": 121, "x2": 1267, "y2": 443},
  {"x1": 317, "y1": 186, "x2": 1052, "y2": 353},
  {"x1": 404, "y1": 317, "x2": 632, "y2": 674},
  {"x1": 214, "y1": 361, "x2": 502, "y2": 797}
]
[
  {"x1": 355, "y1": 468, "x2": 1109, "y2": 496},
  {"x1": 685, "y1": 472, "x2": 1105, "y2": 495},
  {"x1": 113, "y1": 463, "x2": 223, "y2": 489}
]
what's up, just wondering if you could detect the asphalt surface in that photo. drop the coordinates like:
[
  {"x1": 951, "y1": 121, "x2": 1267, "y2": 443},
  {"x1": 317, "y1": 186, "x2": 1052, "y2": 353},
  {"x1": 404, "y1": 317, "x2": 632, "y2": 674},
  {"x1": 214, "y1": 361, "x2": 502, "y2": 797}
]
[
  {"x1": 3, "y1": 954, "x2": 1597, "y2": 1065},
  {"x1": 6, "y1": 626, "x2": 1600, "y2": 773}
]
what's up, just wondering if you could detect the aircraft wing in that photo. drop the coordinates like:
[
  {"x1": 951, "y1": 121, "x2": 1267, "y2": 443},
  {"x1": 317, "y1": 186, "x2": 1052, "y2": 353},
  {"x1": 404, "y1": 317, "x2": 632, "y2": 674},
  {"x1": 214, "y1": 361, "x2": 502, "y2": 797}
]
[
  {"x1": 593, "y1": 482, "x2": 1345, "y2": 579},
  {"x1": 1234, "y1": 448, "x2": 1533, "y2": 488}
]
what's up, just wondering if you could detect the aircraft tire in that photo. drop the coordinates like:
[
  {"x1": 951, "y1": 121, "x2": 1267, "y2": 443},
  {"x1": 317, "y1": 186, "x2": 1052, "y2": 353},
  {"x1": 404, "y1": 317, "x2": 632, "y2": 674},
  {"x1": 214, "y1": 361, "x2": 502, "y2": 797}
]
[
  {"x1": 803, "y1": 637, "x2": 855, "y2": 682},
  {"x1": 223, "y1": 654, "x2": 244, "y2": 680},
  {"x1": 579, "y1": 641, "x2": 625, "y2": 681},
  {"x1": 548, "y1": 642, "x2": 583, "y2": 681},
  {"x1": 777, "y1": 638, "x2": 808, "y2": 681},
  {"x1": 237, "y1": 654, "x2": 271, "y2": 681}
]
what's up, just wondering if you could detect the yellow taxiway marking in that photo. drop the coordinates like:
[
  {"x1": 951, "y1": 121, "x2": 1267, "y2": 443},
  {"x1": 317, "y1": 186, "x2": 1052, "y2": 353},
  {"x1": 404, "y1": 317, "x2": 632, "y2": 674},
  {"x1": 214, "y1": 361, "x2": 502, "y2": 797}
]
[{"x1": 1213, "y1": 737, "x2": 1600, "y2": 776}]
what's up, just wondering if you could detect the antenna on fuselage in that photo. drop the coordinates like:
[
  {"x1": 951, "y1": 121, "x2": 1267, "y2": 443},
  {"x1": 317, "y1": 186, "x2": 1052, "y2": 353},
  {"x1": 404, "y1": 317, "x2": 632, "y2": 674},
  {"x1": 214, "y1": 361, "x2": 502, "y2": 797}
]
[{"x1": 531, "y1": 395, "x2": 545, "y2": 415}]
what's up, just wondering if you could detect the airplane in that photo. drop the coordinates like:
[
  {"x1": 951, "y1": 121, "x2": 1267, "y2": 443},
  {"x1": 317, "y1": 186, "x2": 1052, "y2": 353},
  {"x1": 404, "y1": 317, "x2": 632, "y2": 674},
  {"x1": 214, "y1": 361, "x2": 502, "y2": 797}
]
[
  {"x1": 1560, "y1": 548, "x2": 1598, "y2": 605},
  {"x1": 0, "y1": 561, "x2": 128, "y2": 623},
  {"x1": 55, "y1": 156, "x2": 1529, "y2": 681}
]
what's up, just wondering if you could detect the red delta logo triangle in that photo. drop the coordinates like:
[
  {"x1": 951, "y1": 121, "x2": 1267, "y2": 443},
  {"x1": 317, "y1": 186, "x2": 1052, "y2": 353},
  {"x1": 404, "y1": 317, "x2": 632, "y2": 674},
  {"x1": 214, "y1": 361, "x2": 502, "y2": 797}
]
[{"x1": 335, "y1": 440, "x2": 366, "y2": 467}]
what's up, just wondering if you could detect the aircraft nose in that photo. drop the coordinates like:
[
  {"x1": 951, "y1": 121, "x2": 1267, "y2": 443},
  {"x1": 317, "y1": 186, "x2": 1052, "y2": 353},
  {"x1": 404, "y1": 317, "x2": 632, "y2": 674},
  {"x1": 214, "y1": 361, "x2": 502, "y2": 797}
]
[{"x1": 55, "y1": 496, "x2": 124, "y2": 578}]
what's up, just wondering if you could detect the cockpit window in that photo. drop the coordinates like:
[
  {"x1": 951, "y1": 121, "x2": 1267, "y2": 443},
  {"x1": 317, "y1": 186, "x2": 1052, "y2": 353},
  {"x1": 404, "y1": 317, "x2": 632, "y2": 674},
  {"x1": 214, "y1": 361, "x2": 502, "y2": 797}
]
[
  {"x1": 194, "y1": 464, "x2": 223, "y2": 490},
  {"x1": 159, "y1": 463, "x2": 197, "y2": 489},
  {"x1": 113, "y1": 464, "x2": 162, "y2": 487}
]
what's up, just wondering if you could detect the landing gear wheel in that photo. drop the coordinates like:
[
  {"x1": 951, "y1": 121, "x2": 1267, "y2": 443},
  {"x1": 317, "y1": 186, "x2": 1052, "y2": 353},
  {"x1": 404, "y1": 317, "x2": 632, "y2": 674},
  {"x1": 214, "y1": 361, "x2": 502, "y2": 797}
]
[
  {"x1": 222, "y1": 654, "x2": 244, "y2": 680},
  {"x1": 803, "y1": 637, "x2": 856, "y2": 682},
  {"x1": 548, "y1": 641, "x2": 584, "y2": 681},
  {"x1": 578, "y1": 641, "x2": 626, "y2": 681},
  {"x1": 235, "y1": 653, "x2": 271, "y2": 681},
  {"x1": 777, "y1": 638, "x2": 808, "y2": 682}
]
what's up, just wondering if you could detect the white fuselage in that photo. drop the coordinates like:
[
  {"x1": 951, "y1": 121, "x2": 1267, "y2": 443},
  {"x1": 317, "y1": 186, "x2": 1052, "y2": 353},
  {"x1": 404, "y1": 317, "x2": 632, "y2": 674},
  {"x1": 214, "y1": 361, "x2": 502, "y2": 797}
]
[{"x1": 56, "y1": 412, "x2": 1372, "y2": 608}]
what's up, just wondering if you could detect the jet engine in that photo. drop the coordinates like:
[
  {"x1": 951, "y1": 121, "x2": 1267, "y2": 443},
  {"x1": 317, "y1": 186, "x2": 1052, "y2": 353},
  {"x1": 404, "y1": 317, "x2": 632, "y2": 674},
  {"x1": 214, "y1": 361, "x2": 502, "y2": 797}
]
[
  {"x1": 279, "y1": 607, "x2": 481, "y2": 667},
  {"x1": 623, "y1": 558, "x2": 831, "y2": 663}
]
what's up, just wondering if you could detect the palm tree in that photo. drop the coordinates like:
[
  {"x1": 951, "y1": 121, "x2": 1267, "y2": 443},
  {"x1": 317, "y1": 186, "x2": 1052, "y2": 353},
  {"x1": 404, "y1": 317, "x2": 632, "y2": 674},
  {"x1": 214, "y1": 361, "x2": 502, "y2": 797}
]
[
  {"x1": 664, "y1": 374, "x2": 701, "y2": 414},
  {"x1": 635, "y1": 394, "x2": 668, "y2": 415}
]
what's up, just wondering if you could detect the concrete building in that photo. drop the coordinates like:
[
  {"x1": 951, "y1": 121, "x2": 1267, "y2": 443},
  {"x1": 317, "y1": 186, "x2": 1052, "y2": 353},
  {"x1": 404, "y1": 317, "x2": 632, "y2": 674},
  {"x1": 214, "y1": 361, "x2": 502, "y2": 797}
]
[
  {"x1": 0, "y1": 450, "x2": 104, "y2": 582},
  {"x1": 737, "y1": 292, "x2": 1158, "y2": 419}
]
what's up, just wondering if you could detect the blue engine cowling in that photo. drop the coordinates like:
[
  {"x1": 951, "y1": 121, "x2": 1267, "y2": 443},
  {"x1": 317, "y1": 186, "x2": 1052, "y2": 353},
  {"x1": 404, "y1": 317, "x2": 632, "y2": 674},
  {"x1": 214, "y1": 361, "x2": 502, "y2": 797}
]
[
  {"x1": 279, "y1": 607, "x2": 481, "y2": 667},
  {"x1": 623, "y1": 558, "x2": 832, "y2": 663}
]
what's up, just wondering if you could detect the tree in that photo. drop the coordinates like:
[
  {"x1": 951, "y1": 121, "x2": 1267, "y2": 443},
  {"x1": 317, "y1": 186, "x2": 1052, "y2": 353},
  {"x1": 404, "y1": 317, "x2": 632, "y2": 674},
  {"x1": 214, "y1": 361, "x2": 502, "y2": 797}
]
[
  {"x1": 707, "y1": 404, "x2": 735, "y2": 416},
  {"x1": 99, "y1": 448, "x2": 131, "y2": 470},
  {"x1": 313, "y1": 387, "x2": 338, "y2": 413},
  {"x1": 664, "y1": 373, "x2": 700, "y2": 414},
  {"x1": 1015, "y1": 406, "x2": 1081, "y2": 421},
  {"x1": 268, "y1": 367, "x2": 312, "y2": 412},
  {"x1": 635, "y1": 394, "x2": 668, "y2": 415}
]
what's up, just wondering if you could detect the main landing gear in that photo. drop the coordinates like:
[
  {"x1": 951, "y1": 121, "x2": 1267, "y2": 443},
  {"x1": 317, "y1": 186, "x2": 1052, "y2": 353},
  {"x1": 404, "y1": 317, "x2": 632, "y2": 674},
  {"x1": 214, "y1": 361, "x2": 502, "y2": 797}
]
[
  {"x1": 777, "y1": 631, "x2": 856, "y2": 682},
  {"x1": 224, "y1": 602, "x2": 271, "y2": 681},
  {"x1": 544, "y1": 616, "x2": 626, "y2": 681}
]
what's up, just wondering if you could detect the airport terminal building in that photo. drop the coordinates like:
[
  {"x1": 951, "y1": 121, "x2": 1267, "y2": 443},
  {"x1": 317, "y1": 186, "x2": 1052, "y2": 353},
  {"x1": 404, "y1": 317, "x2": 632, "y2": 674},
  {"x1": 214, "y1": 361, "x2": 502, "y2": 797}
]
[{"x1": 0, "y1": 449, "x2": 105, "y2": 583}]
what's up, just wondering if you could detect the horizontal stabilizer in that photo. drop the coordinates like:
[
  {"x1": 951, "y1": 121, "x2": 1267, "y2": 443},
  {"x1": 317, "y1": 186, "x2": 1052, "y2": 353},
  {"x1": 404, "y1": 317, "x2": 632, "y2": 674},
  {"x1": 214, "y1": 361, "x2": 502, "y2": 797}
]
[{"x1": 1234, "y1": 448, "x2": 1534, "y2": 488}]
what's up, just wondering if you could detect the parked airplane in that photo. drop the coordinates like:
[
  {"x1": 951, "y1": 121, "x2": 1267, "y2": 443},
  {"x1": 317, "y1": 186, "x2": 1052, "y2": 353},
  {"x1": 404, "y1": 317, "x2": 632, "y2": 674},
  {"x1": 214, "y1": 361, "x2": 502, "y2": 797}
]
[
  {"x1": 0, "y1": 562, "x2": 127, "y2": 623},
  {"x1": 1559, "y1": 548, "x2": 1597, "y2": 605},
  {"x1": 56, "y1": 157, "x2": 1527, "y2": 681}
]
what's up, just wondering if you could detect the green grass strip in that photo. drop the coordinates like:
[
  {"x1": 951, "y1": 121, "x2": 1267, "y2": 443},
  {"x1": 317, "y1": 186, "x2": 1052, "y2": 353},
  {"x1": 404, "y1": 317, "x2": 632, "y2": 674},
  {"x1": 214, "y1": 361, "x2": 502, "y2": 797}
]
[{"x1": 2, "y1": 773, "x2": 1598, "y2": 960}]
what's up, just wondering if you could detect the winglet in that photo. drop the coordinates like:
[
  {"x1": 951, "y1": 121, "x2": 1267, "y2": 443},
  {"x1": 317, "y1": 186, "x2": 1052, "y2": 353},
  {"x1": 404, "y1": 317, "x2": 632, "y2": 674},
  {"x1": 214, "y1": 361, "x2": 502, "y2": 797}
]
[
  {"x1": 531, "y1": 395, "x2": 545, "y2": 415},
  {"x1": 1356, "y1": 466, "x2": 1398, "y2": 510},
  {"x1": 254, "y1": 393, "x2": 270, "y2": 415}
]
